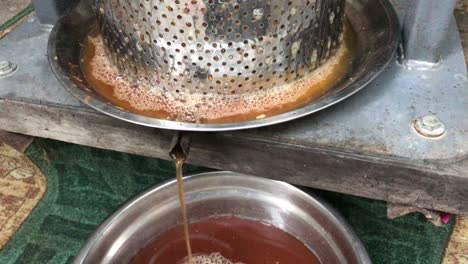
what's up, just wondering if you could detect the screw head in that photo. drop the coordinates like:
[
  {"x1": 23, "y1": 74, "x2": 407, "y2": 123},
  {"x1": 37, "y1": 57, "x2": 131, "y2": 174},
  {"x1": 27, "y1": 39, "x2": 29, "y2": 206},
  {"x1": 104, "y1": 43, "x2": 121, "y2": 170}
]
[
  {"x1": 0, "y1": 60, "x2": 17, "y2": 77},
  {"x1": 413, "y1": 115, "x2": 446, "y2": 138},
  {"x1": 421, "y1": 116, "x2": 442, "y2": 131}
]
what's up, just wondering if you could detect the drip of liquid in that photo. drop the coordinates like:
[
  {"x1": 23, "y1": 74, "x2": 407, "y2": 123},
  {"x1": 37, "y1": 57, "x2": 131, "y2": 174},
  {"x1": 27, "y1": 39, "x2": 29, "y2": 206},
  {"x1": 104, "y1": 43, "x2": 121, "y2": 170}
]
[
  {"x1": 175, "y1": 159, "x2": 193, "y2": 264},
  {"x1": 171, "y1": 139, "x2": 193, "y2": 264}
]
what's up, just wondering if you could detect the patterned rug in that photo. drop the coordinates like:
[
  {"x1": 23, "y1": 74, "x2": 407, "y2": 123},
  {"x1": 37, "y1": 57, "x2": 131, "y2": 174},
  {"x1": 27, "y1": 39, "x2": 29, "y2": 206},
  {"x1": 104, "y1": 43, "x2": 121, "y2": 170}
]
[
  {"x1": 0, "y1": 139, "x2": 454, "y2": 264},
  {"x1": 0, "y1": 141, "x2": 46, "y2": 249},
  {"x1": 443, "y1": 216, "x2": 468, "y2": 263}
]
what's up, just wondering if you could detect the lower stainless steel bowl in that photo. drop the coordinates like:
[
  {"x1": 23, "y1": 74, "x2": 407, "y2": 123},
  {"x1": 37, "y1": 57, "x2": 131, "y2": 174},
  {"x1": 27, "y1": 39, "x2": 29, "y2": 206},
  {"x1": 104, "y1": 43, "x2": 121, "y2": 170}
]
[{"x1": 74, "y1": 172, "x2": 370, "y2": 264}]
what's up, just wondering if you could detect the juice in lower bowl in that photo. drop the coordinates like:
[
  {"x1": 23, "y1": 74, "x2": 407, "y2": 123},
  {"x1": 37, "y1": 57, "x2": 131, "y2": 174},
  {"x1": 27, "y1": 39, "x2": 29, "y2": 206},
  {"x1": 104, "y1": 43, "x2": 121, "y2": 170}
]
[{"x1": 131, "y1": 215, "x2": 321, "y2": 264}]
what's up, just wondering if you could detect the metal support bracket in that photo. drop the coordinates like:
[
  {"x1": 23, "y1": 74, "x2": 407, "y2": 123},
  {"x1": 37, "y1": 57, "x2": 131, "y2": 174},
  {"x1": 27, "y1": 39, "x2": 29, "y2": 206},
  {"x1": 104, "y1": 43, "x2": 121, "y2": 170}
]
[
  {"x1": 403, "y1": 0, "x2": 458, "y2": 69},
  {"x1": 31, "y1": 0, "x2": 82, "y2": 25}
]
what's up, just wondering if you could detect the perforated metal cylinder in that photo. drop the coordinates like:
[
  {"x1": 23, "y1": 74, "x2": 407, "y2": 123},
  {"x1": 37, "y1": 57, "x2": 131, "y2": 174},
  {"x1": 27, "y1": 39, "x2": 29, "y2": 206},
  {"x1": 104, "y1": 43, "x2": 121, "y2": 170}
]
[{"x1": 94, "y1": 0, "x2": 345, "y2": 95}]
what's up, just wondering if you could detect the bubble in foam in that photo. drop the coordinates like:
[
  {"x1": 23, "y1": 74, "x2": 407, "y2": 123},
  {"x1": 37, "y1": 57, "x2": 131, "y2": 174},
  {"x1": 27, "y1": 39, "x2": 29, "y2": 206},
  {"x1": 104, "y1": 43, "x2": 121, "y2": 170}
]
[
  {"x1": 178, "y1": 252, "x2": 244, "y2": 264},
  {"x1": 86, "y1": 34, "x2": 349, "y2": 123}
]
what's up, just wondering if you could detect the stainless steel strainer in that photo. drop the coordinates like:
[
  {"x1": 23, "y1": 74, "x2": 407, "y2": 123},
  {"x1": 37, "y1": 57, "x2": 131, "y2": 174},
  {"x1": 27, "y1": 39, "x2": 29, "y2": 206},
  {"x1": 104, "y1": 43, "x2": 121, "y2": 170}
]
[{"x1": 94, "y1": 0, "x2": 345, "y2": 95}]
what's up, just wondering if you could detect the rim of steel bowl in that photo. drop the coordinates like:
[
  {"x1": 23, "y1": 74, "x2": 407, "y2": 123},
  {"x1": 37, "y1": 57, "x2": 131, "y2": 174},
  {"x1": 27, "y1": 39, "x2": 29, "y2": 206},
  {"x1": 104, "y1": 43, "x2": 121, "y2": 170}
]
[{"x1": 48, "y1": 0, "x2": 399, "y2": 132}]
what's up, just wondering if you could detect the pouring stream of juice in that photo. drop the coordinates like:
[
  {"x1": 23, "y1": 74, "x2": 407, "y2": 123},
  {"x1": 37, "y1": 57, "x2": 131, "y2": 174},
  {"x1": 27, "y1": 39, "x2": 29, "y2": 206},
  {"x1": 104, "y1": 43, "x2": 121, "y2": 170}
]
[
  {"x1": 175, "y1": 159, "x2": 193, "y2": 263},
  {"x1": 170, "y1": 133, "x2": 193, "y2": 263}
]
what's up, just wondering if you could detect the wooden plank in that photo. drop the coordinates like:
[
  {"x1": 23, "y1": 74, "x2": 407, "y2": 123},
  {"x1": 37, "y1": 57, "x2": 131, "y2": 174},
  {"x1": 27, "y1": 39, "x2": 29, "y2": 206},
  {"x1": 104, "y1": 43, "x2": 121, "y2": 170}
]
[{"x1": 1, "y1": 99, "x2": 467, "y2": 215}]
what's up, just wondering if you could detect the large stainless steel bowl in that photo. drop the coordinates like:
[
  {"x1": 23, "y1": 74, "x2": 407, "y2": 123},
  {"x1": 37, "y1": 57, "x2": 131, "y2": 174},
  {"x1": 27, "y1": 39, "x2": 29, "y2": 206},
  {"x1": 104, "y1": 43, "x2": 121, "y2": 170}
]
[
  {"x1": 74, "y1": 172, "x2": 370, "y2": 264},
  {"x1": 48, "y1": 0, "x2": 399, "y2": 131}
]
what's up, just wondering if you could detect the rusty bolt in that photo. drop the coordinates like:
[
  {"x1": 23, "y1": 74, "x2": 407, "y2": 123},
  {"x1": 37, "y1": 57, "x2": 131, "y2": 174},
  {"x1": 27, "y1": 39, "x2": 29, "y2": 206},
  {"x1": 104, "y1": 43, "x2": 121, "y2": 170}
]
[
  {"x1": 413, "y1": 115, "x2": 446, "y2": 138},
  {"x1": 0, "y1": 60, "x2": 17, "y2": 77}
]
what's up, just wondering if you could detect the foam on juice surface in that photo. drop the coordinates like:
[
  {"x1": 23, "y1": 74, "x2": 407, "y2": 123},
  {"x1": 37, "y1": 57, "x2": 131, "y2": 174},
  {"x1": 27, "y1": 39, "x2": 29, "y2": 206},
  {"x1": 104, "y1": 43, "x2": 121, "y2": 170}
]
[
  {"x1": 84, "y1": 31, "x2": 351, "y2": 123},
  {"x1": 179, "y1": 253, "x2": 243, "y2": 264}
]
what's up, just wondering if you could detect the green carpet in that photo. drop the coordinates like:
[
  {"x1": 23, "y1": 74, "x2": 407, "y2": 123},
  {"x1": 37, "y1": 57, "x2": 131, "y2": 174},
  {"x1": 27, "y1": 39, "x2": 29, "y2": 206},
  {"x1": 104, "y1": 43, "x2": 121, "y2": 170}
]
[{"x1": 0, "y1": 139, "x2": 453, "y2": 264}]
